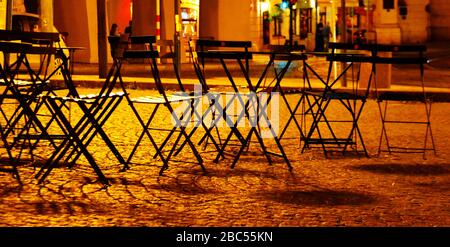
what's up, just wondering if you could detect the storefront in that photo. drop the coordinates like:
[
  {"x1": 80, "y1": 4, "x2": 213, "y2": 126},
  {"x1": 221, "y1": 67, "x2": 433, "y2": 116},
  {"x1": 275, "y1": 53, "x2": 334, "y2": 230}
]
[{"x1": 2, "y1": 0, "x2": 439, "y2": 65}]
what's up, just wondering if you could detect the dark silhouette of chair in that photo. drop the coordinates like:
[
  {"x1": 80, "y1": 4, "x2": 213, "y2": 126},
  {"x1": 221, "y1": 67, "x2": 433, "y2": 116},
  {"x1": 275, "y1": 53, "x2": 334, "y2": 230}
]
[
  {"x1": 300, "y1": 42, "x2": 376, "y2": 157},
  {"x1": 373, "y1": 44, "x2": 436, "y2": 157},
  {"x1": 108, "y1": 35, "x2": 206, "y2": 175},
  {"x1": 194, "y1": 39, "x2": 293, "y2": 170}
]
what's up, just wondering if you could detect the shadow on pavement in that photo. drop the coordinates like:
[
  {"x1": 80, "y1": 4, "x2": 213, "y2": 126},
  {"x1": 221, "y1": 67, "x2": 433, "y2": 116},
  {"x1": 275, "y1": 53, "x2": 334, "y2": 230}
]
[
  {"x1": 351, "y1": 163, "x2": 450, "y2": 176},
  {"x1": 415, "y1": 181, "x2": 450, "y2": 192},
  {"x1": 259, "y1": 189, "x2": 377, "y2": 206}
]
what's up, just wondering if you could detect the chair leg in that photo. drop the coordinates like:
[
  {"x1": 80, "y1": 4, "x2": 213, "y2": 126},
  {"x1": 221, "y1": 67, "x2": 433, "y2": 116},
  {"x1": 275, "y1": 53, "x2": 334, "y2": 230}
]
[
  {"x1": 179, "y1": 126, "x2": 206, "y2": 173},
  {"x1": 260, "y1": 106, "x2": 292, "y2": 170},
  {"x1": 231, "y1": 128, "x2": 255, "y2": 169},
  {"x1": 127, "y1": 105, "x2": 161, "y2": 164},
  {"x1": 37, "y1": 99, "x2": 110, "y2": 186}
]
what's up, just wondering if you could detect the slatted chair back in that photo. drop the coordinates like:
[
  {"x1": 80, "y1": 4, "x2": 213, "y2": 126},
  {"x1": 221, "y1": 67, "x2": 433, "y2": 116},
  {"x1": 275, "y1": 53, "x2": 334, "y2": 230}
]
[
  {"x1": 123, "y1": 36, "x2": 181, "y2": 105},
  {"x1": 196, "y1": 39, "x2": 253, "y2": 72}
]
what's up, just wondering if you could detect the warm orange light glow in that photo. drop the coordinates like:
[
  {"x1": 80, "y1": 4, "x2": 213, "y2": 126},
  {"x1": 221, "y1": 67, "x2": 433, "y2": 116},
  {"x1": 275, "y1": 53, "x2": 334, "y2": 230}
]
[
  {"x1": 130, "y1": 0, "x2": 133, "y2": 17},
  {"x1": 260, "y1": 1, "x2": 269, "y2": 12}
]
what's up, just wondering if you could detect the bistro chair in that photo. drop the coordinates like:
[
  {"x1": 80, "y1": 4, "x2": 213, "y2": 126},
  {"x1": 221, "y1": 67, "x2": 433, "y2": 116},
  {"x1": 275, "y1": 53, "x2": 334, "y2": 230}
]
[
  {"x1": 269, "y1": 44, "x2": 310, "y2": 144},
  {"x1": 108, "y1": 35, "x2": 206, "y2": 175},
  {"x1": 194, "y1": 39, "x2": 254, "y2": 165},
  {"x1": 0, "y1": 31, "x2": 65, "y2": 170},
  {"x1": 194, "y1": 39, "x2": 293, "y2": 170},
  {"x1": 33, "y1": 33, "x2": 128, "y2": 185},
  {"x1": 373, "y1": 44, "x2": 436, "y2": 157},
  {"x1": 300, "y1": 42, "x2": 376, "y2": 157}
]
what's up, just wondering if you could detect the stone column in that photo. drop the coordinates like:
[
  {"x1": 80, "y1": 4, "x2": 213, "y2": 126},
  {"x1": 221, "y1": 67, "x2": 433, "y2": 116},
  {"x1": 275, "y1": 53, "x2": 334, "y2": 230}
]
[
  {"x1": 200, "y1": 0, "x2": 251, "y2": 41},
  {"x1": 161, "y1": 0, "x2": 175, "y2": 41},
  {"x1": 132, "y1": 0, "x2": 156, "y2": 35},
  {"x1": 54, "y1": 0, "x2": 98, "y2": 63},
  {"x1": 161, "y1": 0, "x2": 183, "y2": 62},
  {"x1": 199, "y1": 0, "x2": 219, "y2": 39},
  {"x1": 98, "y1": 0, "x2": 107, "y2": 78}
]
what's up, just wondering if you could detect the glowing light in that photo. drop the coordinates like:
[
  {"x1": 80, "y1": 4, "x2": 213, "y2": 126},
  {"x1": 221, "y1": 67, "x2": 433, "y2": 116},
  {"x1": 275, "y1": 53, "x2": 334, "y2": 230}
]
[
  {"x1": 280, "y1": 1, "x2": 289, "y2": 9},
  {"x1": 260, "y1": 2, "x2": 269, "y2": 12},
  {"x1": 130, "y1": 0, "x2": 133, "y2": 17}
]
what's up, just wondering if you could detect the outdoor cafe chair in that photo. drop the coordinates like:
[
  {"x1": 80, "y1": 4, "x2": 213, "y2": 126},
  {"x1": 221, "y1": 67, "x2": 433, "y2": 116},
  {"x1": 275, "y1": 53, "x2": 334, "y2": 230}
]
[
  {"x1": 0, "y1": 30, "x2": 127, "y2": 185},
  {"x1": 151, "y1": 39, "x2": 222, "y2": 158},
  {"x1": 108, "y1": 35, "x2": 206, "y2": 175},
  {"x1": 372, "y1": 44, "x2": 436, "y2": 157},
  {"x1": 186, "y1": 38, "x2": 230, "y2": 154},
  {"x1": 0, "y1": 30, "x2": 67, "y2": 174},
  {"x1": 27, "y1": 35, "x2": 128, "y2": 186},
  {"x1": 195, "y1": 39, "x2": 295, "y2": 170},
  {"x1": 193, "y1": 39, "x2": 254, "y2": 165},
  {"x1": 300, "y1": 42, "x2": 376, "y2": 157},
  {"x1": 266, "y1": 44, "x2": 310, "y2": 144}
]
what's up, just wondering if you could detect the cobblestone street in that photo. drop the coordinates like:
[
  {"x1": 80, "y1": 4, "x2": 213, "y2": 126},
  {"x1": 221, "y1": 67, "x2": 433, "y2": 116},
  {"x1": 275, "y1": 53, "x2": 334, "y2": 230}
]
[{"x1": 1, "y1": 88, "x2": 449, "y2": 227}]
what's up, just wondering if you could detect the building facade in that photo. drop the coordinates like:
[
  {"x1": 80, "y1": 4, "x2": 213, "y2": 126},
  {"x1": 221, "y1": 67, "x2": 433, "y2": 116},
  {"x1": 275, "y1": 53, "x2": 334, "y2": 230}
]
[{"x1": 1, "y1": 0, "x2": 449, "y2": 64}]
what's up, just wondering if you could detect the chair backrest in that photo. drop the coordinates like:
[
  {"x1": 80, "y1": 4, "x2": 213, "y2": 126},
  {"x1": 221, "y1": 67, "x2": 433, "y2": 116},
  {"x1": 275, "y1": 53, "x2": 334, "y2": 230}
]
[
  {"x1": 0, "y1": 41, "x2": 32, "y2": 54},
  {"x1": 124, "y1": 36, "x2": 166, "y2": 94},
  {"x1": 0, "y1": 30, "x2": 60, "y2": 55},
  {"x1": 156, "y1": 39, "x2": 185, "y2": 92},
  {"x1": 0, "y1": 29, "x2": 61, "y2": 56},
  {"x1": 329, "y1": 42, "x2": 427, "y2": 60},
  {"x1": 371, "y1": 44, "x2": 428, "y2": 65},
  {"x1": 328, "y1": 42, "x2": 374, "y2": 54},
  {"x1": 114, "y1": 36, "x2": 186, "y2": 100},
  {"x1": 195, "y1": 40, "x2": 252, "y2": 62},
  {"x1": 194, "y1": 39, "x2": 253, "y2": 88},
  {"x1": 108, "y1": 35, "x2": 122, "y2": 59},
  {"x1": 373, "y1": 44, "x2": 426, "y2": 53},
  {"x1": 196, "y1": 40, "x2": 252, "y2": 50},
  {"x1": 188, "y1": 38, "x2": 209, "y2": 92},
  {"x1": 269, "y1": 44, "x2": 306, "y2": 53}
]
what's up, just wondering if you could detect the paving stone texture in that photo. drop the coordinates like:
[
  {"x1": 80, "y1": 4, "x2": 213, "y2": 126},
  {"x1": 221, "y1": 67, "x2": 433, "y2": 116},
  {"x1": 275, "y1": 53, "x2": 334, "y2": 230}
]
[{"x1": 1, "y1": 87, "x2": 449, "y2": 227}]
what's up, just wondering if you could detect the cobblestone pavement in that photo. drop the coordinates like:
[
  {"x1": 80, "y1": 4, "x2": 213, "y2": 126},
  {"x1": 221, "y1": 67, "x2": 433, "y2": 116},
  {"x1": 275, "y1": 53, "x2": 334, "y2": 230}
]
[{"x1": 0, "y1": 88, "x2": 449, "y2": 227}]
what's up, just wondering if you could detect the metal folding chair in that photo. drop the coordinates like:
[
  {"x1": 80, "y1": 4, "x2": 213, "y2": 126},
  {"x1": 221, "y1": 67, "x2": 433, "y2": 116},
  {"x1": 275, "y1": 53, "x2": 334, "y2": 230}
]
[
  {"x1": 195, "y1": 40, "x2": 294, "y2": 170},
  {"x1": 33, "y1": 36, "x2": 128, "y2": 185},
  {"x1": 35, "y1": 86, "x2": 126, "y2": 186},
  {"x1": 373, "y1": 44, "x2": 436, "y2": 157},
  {"x1": 194, "y1": 40, "x2": 254, "y2": 164},
  {"x1": 184, "y1": 38, "x2": 227, "y2": 154},
  {"x1": 150, "y1": 39, "x2": 222, "y2": 159},
  {"x1": 269, "y1": 45, "x2": 310, "y2": 143},
  {"x1": 301, "y1": 42, "x2": 375, "y2": 157},
  {"x1": 0, "y1": 32, "x2": 67, "y2": 181},
  {"x1": 109, "y1": 35, "x2": 206, "y2": 175}
]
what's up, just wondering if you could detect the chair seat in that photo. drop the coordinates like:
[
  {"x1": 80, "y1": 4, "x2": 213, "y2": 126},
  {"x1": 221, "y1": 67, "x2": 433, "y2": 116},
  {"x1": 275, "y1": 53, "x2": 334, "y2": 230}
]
[
  {"x1": 41, "y1": 91, "x2": 126, "y2": 103},
  {"x1": 376, "y1": 91, "x2": 429, "y2": 102},
  {"x1": 301, "y1": 90, "x2": 367, "y2": 100},
  {"x1": 0, "y1": 79, "x2": 44, "y2": 87},
  {"x1": 131, "y1": 94, "x2": 201, "y2": 104},
  {"x1": 324, "y1": 91, "x2": 367, "y2": 100}
]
